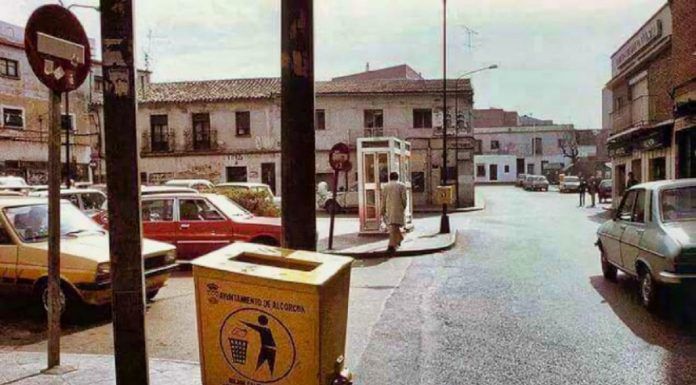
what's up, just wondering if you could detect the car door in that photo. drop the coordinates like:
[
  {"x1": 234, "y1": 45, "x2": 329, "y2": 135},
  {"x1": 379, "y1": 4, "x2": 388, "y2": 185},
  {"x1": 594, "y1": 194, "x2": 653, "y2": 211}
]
[
  {"x1": 141, "y1": 198, "x2": 178, "y2": 247},
  {"x1": 177, "y1": 197, "x2": 233, "y2": 260},
  {"x1": 604, "y1": 190, "x2": 637, "y2": 268},
  {"x1": 620, "y1": 189, "x2": 647, "y2": 275},
  {"x1": 0, "y1": 218, "x2": 18, "y2": 292}
]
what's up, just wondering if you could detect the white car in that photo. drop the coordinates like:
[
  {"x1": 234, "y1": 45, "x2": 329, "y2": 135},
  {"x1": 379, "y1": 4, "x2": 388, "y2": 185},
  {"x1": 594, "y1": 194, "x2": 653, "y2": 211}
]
[
  {"x1": 322, "y1": 183, "x2": 359, "y2": 212},
  {"x1": 215, "y1": 182, "x2": 281, "y2": 207},
  {"x1": 0, "y1": 176, "x2": 33, "y2": 194},
  {"x1": 560, "y1": 176, "x2": 581, "y2": 193},
  {"x1": 30, "y1": 188, "x2": 107, "y2": 216},
  {"x1": 164, "y1": 179, "x2": 214, "y2": 191}
]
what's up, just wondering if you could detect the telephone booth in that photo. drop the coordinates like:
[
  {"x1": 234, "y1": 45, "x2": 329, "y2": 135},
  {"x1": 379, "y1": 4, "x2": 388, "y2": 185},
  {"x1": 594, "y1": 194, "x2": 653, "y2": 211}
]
[{"x1": 357, "y1": 137, "x2": 414, "y2": 234}]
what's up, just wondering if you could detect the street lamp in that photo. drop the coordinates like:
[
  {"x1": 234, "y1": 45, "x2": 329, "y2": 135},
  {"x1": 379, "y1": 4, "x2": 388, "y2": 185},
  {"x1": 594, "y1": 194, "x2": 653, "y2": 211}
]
[{"x1": 441, "y1": 0, "x2": 449, "y2": 234}]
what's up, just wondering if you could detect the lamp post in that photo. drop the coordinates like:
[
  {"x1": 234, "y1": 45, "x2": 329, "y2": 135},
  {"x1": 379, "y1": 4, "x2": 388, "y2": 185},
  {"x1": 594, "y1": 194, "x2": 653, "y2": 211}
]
[
  {"x1": 440, "y1": 0, "x2": 449, "y2": 234},
  {"x1": 453, "y1": 64, "x2": 498, "y2": 207}
]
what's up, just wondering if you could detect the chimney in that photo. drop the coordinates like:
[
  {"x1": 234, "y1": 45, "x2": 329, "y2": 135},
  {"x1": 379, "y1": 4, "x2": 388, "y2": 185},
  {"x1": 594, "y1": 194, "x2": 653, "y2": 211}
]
[{"x1": 365, "y1": 62, "x2": 370, "y2": 72}]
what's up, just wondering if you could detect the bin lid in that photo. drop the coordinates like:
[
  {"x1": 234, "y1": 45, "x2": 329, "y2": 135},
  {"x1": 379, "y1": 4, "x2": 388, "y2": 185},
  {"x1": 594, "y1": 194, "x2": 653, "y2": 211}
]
[{"x1": 191, "y1": 242, "x2": 353, "y2": 288}]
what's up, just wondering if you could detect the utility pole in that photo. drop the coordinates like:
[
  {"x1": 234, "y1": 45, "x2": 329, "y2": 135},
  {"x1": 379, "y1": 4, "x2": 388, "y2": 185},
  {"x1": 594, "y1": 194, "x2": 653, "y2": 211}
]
[
  {"x1": 64, "y1": 93, "x2": 71, "y2": 188},
  {"x1": 281, "y1": 0, "x2": 316, "y2": 250},
  {"x1": 100, "y1": 1, "x2": 149, "y2": 384},
  {"x1": 440, "y1": 0, "x2": 451, "y2": 234}
]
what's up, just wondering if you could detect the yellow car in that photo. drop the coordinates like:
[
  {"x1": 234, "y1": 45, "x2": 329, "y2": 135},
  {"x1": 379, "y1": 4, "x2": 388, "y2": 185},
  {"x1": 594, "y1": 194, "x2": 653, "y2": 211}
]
[{"x1": 0, "y1": 197, "x2": 177, "y2": 313}]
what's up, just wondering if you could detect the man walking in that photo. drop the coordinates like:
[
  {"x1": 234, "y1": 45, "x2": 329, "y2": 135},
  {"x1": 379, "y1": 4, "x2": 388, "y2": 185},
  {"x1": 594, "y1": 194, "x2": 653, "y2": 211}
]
[
  {"x1": 578, "y1": 176, "x2": 587, "y2": 207},
  {"x1": 588, "y1": 177, "x2": 597, "y2": 208},
  {"x1": 381, "y1": 171, "x2": 407, "y2": 254}
]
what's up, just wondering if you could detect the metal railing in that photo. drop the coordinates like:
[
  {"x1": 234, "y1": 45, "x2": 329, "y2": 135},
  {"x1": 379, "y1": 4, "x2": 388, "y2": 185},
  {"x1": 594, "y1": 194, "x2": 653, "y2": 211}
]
[{"x1": 141, "y1": 131, "x2": 176, "y2": 154}]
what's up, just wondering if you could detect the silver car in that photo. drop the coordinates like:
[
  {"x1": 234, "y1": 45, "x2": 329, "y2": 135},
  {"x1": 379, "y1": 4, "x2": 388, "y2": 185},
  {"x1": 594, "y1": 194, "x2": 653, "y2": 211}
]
[{"x1": 596, "y1": 179, "x2": 696, "y2": 312}]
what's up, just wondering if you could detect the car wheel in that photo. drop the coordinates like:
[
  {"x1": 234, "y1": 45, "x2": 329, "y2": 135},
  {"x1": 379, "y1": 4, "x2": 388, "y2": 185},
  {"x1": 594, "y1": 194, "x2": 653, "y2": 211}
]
[
  {"x1": 639, "y1": 268, "x2": 660, "y2": 312},
  {"x1": 600, "y1": 249, "x2": 617, "y2": 281}
]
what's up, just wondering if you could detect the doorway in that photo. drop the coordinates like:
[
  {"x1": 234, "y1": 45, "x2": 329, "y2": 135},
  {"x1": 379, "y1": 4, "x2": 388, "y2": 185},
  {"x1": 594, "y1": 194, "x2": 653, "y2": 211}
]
[
  {"x1": 631, "y1": 159, "x2": 642, "y2": 182},
  {"x1": 615, "y1": 164, "x2": 626, "y2": 197},
  {"x1": 261, "y1": 163, "x2": 276, "y2": 194},
  {"x1": 226, "y1": 166, "x2": 247, "y2": 182},
  {"x1": 516, "y1": 158, "x2": 525, "y2": 175},
  {"x1": 489, "y1": 164, "x2": 498, "y2": 181}
]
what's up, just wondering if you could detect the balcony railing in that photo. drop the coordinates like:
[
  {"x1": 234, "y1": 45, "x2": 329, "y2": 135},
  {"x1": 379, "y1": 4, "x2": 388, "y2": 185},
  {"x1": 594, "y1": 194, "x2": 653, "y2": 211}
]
[
  {"x1": 141, "y1": 129, "x2": 226, "y2": 155},
  {"x1": 183, "y1": 128, "x2": 221, "y2": 152},
  {"x1": 610, "y1": 95, "x2": 673, "y2": 134},
  {"x1": 141, "y1": 131, "x2": 176, "y2": 154}
]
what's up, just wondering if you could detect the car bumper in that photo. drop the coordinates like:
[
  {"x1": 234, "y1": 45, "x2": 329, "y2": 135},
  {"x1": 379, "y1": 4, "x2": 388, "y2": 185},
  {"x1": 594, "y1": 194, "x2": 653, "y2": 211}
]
[
  {"x1": 658, "y1": 271, "x2": 696, "y2": 284},
  {"x1": 77, "y1": 263, "x2": 178, "y2": 306}
]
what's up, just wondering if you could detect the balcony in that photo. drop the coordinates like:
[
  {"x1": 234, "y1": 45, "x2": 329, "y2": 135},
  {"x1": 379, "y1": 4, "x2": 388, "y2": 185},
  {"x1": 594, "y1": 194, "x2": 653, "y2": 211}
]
[
  {"x1": 141, "y1": 131, "x2": 176, "y2": 154},
  {"x1": 183, "y1": 128, "x2": 222, "y2": 152},
  {"x1": 610, "y1": 95, "x2": 673, "y2": 134}
]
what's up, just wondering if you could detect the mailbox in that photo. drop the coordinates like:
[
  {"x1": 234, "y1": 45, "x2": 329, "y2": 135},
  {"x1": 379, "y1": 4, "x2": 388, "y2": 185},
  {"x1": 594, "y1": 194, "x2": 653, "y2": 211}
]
[
  {"x1": 435, "y1": 185, "x2": 455, "y2": 205},
  {"x1": 192, "y1": 242, "x2": 353, "y2": 385}
]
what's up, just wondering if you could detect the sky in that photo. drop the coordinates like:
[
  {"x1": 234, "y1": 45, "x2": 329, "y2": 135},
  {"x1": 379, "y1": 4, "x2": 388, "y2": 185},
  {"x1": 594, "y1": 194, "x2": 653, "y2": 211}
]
[{"x1": 4, "y1": 0, "x2": 667, "y2": 128}]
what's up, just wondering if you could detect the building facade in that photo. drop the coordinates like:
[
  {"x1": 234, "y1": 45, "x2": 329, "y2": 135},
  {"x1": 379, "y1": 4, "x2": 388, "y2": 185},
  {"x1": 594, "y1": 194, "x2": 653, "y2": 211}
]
[
  {"x1": 671, "y1": 0, "x2": 696, "y2": 178},
  {"x1": 605, "y1": 3, "x2": 674, "y2": 201},
  {"x1": 132, "y1": 71, "x2": 474, "y2": 207}
]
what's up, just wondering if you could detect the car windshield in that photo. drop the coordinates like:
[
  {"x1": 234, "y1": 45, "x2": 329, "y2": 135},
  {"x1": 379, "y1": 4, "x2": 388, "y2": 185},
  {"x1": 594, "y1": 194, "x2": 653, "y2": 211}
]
[
  {"x1": 565, "y1": 177, "x2": 579, "y2": 182},
  {"x1": 3, "y1": 203, "x2": 104, "y2": 243},
  {"x1": 661, "y1": 187, "x2": 696, "y2": 222},
  {"x1": 206, "y1": 194, "x2": 252, "y2": 218}
]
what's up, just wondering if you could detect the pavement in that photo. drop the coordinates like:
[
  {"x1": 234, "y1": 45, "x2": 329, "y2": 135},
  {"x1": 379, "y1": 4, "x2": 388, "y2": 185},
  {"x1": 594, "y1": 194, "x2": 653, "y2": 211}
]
[
  {"x1": 326, "y1": 230, "x2": 457, "y2": 258},
  {"x1": 3, "y1": 186, "x2": 696, "y2": 385}
]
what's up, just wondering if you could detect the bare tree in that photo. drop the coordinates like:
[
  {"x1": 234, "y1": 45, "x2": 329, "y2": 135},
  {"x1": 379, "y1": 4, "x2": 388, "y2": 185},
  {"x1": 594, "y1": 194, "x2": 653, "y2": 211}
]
[{"x1": 559, "y1": 131, "x2": 579, "y2": 165}]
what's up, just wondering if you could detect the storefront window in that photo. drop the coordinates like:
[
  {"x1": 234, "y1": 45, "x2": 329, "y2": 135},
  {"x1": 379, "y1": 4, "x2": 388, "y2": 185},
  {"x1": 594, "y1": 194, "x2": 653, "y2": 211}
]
[{"x1": 650, "y1": 157, "x2": 666, "y2": 181}]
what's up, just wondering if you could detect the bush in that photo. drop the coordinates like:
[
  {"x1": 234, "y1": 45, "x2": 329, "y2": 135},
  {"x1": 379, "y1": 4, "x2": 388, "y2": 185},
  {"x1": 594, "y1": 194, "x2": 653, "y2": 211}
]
[{"x1": 213, "y1": 187, "x2": 280, "y2": 217}]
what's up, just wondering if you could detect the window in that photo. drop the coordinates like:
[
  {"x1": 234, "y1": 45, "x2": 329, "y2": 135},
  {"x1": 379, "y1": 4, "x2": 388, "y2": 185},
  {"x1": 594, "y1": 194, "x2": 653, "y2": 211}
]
[
  {"x1": 533, "y1": 137, "x2": 543, "y2": 155},
  {"x1": 364, "y1": 109, "x2": 383, "y2": 128},
  {"x1": 490, "y1": 140, "x2": 500, "y2": 150},
  {"x1": 315, "y1": 109, "x2": 326, "y2": 130},
  {"x1": 504, "y1": 165, "x2": 510, "y2": 173},
  {"x1": 142, "y1": 199, "x2": 174, "y2": 222},
  {"x1": 61, "y1": 114, "x2": 76, "y2": 132},
  {"x1": 413, "y1": 109, "x2": 432, "y2": 129},
  {"x1": 527, "y1": 163, "x2": 535, "y2": 174},
  {"x1": 476, "y1": 164, "x2": 486, "y2": 177},
  {"x1": 2, "y1": 108, "x2": 24, "y2": 129},
  {"x1": 226, "y1": 166, "x2": 248, "y2": 182},
  {"x1": 0, "y1": 58, "x2": 18, "y2": 78},
  {"x1": 661, "y1": 187, "x2": 696, "y2": 222},
  {"x1": 93, "y1": 75, "x2": 103, "y2": 92},
  {"x1": 150, "y1": 115, "x2": 169, "y2": 152},
  {"x1": 633, "y1": 189, "x2": 646, "y2": 223},
  {"x1": 411, "y1": 172, "x2": 425, "y2": 192},
  {"x1": 474, "y1": 140, "x2": 482, "y2": 155},
  {"x1": 446, "y1": 166, "x2": 457, "y2": 180},
  {"x1": 236, "y1": 111, "x2": 251, "y2": 136},
  {"x1": 0, "y1": 221, "x2": 13, "y2": 245},
  {"x1": 192, "y1": 113, "x2": 211, "y2": 150},
  {"x1": 650, "y1": 157, "x2": 666, "y2": 181},
  {"x1": 617, "y1": 190, "x2": 637, "y2": 221},
  {"x1": 179, "y1": 199, "x2": 225, "y2": 221}
]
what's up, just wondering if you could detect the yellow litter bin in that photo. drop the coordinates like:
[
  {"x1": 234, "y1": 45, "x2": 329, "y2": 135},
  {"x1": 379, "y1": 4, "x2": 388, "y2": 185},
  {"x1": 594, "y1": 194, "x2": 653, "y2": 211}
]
[
  {"x1": 192, "y1": 242, "x2": 353, "y2": 385},
  {"x1": 435, "y1": 185, "x2": 455, "y2": 205}
]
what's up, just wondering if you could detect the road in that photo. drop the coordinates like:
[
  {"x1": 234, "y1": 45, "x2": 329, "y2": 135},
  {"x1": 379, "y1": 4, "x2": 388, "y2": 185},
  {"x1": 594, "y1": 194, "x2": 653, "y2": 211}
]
[{"x1": 1, "y1": 186, "x2": 695, "y2": 384}]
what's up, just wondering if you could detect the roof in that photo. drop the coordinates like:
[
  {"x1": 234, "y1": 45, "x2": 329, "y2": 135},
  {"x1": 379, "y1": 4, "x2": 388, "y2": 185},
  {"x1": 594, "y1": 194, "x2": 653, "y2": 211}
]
[
  {"x1": 132, "y1": 78, "x2": 472, "y2": 104},
  {"x1": 630, "y1": 179, "x2": 696, "y2": 191},
  {"x1": 0, "y1": 197, "x2": 49, "y2": 207},
  {"x1": 30, "y1": 188, "x2": 104, "y2": 196},
  {"x1": 217, "y1": 182, "x2": 270, "y2": 188},
  {"x1": 332, "y1": 64, "x2": 423, "y2": 82}
]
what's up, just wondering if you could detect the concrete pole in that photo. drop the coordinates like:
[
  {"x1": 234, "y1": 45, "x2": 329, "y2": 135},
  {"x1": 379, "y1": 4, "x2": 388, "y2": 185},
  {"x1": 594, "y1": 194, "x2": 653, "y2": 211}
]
[
  {"x1": 99, "y1": 1, "x2": 149, "y2": 384},
  {"x1": 281, "y1": 0, "x2": 316, "y2": 250},
  {"x1": 440, "y1": 0, "x2": 451, "y2": 233}
]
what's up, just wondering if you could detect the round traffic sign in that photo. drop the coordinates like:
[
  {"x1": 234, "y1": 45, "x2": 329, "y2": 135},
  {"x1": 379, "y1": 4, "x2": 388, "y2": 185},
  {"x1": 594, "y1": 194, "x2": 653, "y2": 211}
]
[
  {"x1": 24, "y1": 5, "x2": 91, "y2": 92},
  {"x1": 329, "y1": 143, "x2": 351, "y2": 171}
]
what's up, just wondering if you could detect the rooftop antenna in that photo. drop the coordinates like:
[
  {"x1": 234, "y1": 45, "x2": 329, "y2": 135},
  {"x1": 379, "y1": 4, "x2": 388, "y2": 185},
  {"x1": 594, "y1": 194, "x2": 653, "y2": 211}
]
[
  {"x1": 144, "y1": 28, "x2": 153, "y2": 72},
  {"x1": 460, "y1": 25, "x2": 479, "y2": 51}
]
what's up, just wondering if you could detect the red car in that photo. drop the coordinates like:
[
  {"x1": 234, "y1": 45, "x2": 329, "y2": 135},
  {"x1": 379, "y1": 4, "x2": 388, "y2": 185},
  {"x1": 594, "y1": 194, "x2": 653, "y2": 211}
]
[{"x1": 94, "y1": 193, "x2": 282, "y2": 260}]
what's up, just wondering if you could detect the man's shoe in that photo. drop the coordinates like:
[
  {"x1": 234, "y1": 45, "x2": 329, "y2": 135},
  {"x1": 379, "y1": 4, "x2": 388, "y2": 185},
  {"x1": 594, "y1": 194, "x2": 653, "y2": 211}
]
[{"x1": 386, "y1": 246, "x2": 396, "y2": 255}]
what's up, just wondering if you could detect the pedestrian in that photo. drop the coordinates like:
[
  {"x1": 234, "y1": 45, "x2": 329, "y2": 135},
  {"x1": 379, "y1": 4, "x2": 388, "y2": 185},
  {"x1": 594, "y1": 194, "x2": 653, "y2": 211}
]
[
  {"x1": 381, "y1": 171, "x2": 407, "y2": 254},
  {"x1": 588, "y1": 177, "x2": 597, "y2": 208},
  {"x1": 627, "y1": 172, "x2": 639, "y2": 189},
  {"x1": 578, "y1": 176, "x2": 587, "y2": 207}
]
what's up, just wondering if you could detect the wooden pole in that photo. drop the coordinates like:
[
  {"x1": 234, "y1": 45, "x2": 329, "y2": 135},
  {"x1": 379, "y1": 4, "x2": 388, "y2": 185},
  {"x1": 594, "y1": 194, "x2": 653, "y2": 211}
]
[
  {"x1": 47, "y1": 89, "x2": 62, "y2": 369},
  {"x1": 281, "y1": 0, "x2": 316, "y2": 250},
  {"x1": 100, "y1": 1, "x2": 149, "y2": 383}
]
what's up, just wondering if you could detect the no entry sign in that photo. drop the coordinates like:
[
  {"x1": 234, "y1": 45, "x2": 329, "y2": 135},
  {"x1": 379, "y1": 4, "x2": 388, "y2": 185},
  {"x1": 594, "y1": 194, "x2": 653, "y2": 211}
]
[
  {"x1": 24, "y1": 5, "x2": 91, "y2": 92},
  {"x1": 329, "y1": 143, "x2": 351, "y2": 172}
]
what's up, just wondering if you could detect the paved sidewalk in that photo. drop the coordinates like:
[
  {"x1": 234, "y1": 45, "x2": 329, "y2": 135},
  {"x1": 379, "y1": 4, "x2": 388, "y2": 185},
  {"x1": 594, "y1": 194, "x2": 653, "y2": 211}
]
[
  {"x1": 0, "y1": 351, "x2": 201, "y2": 385},
  {"x1": 327, "y1": 230, "x2": 457, "y2": 258}
]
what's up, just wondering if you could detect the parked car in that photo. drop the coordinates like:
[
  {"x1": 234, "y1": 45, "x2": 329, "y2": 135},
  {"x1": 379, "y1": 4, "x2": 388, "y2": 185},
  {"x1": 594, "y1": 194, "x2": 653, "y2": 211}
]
[
  {"x1": 322, "y1": 183, "x2": 359, "y2": 212},
  {"x1": 95, "y1": 193, "x2": 282, "y2": 261},
  {"x1": 596, "y1": 180, "x2": 696, "y2": 312},
  {"x1": 0, "y1": 176, "x2": 34, "y2": 194},
  {"x1": 559, "y1": 175, "x2": 580, "y2": 193},
  {"x1": 164, "y1": 179, "x2": 214, "y2": 192},
  {"x1": 30, "y1": 188, "x2": 107, "y2": 216},
  {"x1": 141, "y1": 185, "x2": 198, "y2": 195},
  {"x1": 215, "y1": 182, "x2": 281, "y2": 207},
  {"x1": 516, "y1": 174, "x2": 527, "y2": 187},
  {"x1": 598, "y1": 179, "x2": 612, "y2": 202},
  {"x1": 0, "y1": 197, "x2": 177, "y2": 313},
  {"x1": 523, "y1": 175, "x2": 549, "y2": 191}
]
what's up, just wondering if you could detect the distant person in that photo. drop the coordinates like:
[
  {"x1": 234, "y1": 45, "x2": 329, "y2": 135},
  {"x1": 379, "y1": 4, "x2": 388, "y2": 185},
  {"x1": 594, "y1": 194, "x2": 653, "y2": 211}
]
[
  {"x1": 627, "y1": 172, "x2": 639, "y2": 189},
  {"x1": 578, "y1": 176, "x2": 587, "y2": 207},
  {"x1": 588, "y1": 177, "x2": 597, "y2": 208},
  {"x1": 381, "y1": 171, "x2": 407, "y2": 254}
]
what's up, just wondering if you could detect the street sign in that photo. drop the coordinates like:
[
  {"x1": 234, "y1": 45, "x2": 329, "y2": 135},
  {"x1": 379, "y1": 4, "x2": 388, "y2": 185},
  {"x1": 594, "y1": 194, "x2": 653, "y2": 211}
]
[
  {"x1": 329, "y1": 143, "x2": 351, "y2": 171},
  {"x1": 24, "y1": 5, "x2": 91, "y2": 92}
]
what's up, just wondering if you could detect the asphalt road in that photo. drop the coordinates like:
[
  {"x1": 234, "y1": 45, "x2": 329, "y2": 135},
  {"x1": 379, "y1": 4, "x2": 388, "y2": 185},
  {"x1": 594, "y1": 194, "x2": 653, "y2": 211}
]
[{"x1": 1, "y1": 186, "x2": 695, "y2": 385}]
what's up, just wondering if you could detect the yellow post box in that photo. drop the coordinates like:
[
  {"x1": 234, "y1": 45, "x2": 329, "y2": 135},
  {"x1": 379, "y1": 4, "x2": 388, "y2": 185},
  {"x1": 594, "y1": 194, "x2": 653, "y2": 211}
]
[
  {"x1": 192, "y1": 242, "x2": 353, "y2": 385},
  {"x1": 435, "y1": 185, "x2": 455, "y2": 205}
]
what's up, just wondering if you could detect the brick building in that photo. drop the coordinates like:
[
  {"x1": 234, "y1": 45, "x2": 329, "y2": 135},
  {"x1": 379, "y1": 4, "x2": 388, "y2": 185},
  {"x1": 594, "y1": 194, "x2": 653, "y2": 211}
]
[
  {"x1": 605, "y1": 3, "x2": 674, "y2": 200},
  {"x1": 124, "y1": 66, "x2": 474, "y2": 207},
  {"x1": 671, "y1": 0, "x2": 696, "y2": 178}
]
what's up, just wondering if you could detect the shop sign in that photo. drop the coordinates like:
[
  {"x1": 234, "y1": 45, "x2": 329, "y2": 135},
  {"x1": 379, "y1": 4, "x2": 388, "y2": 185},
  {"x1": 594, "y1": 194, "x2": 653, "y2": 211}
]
[{"x1": 639, "y1": 131, "x2": 668, "y2": 151}]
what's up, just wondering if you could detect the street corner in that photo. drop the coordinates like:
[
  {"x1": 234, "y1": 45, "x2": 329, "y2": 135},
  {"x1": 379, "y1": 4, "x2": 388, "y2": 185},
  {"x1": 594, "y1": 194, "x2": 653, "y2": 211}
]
[{"x1": 327, "y1": 230, "x2": 458, "y2": 259}]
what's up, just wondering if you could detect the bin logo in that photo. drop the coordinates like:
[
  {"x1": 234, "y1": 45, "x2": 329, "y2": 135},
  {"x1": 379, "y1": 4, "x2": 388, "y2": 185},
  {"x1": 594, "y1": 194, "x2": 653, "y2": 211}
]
[{"x1": 220, "y1": 308, "x2": 296, "y2": 383}]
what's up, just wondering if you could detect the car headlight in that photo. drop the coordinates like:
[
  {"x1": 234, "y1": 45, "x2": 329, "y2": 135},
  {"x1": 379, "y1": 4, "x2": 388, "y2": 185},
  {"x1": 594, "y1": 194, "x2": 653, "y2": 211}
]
[
  {"x1": 165, "y1": 250, "x2": 177, "y2": 264},
  {"x1": 96, "y1": 262, "x2": 111, "y2": 283}
]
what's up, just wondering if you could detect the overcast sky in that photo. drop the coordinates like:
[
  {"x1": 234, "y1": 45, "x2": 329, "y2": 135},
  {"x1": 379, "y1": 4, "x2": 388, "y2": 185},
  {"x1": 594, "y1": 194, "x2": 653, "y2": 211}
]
[{"x1": 5, "y1": 0, "x2": 666, "y2": 128}]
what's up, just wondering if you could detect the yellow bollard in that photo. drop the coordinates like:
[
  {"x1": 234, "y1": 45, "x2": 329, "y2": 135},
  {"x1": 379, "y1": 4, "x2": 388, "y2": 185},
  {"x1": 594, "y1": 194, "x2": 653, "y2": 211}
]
[{"x1": 192, "y1": 242, "x2": 353, "y2": 385}]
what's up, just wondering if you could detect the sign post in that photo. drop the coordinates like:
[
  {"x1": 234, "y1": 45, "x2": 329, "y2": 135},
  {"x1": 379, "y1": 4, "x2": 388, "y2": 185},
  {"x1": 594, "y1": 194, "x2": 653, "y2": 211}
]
[
  {"x1": 328, "y1": 143, "x2": 351, "y2": 250},
  {"x1": 24, "y1": 4, "x2": 91, "y2": 372}
]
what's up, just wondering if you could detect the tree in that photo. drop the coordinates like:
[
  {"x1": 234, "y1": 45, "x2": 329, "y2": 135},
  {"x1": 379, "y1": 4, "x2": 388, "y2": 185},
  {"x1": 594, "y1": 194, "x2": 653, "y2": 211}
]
[{"x1": 559, "y1": 131, "x2": 579, "y2": 165}]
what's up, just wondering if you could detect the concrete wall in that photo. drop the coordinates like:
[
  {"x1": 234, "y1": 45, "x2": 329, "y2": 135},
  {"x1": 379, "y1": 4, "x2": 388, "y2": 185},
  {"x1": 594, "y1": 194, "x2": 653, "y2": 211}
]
[{"x1": 473, "y1": 155, "x2": 517, "y2": 183}]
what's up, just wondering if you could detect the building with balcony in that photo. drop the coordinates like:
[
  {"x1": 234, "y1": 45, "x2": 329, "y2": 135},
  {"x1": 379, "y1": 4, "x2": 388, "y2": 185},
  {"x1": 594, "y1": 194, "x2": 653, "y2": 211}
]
[
  {"x1": 132, "y1": 66, "x2": 474, "y2": 206},
  {"x1": 604, "y1": 3, "x2": 674, "y2": 200}
]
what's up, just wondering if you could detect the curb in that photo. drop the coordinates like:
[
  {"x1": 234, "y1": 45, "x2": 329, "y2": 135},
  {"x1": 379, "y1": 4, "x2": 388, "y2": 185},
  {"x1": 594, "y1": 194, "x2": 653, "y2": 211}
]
[{"x1": 328, "y1": 231, "x2": 457, "y2": 259}]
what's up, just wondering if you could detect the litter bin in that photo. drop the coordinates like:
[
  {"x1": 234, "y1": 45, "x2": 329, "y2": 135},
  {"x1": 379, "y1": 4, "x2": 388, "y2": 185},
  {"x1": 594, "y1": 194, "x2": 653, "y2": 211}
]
[{"x1": 192, "y1": 242, "x2": 353, "y2": 385}]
